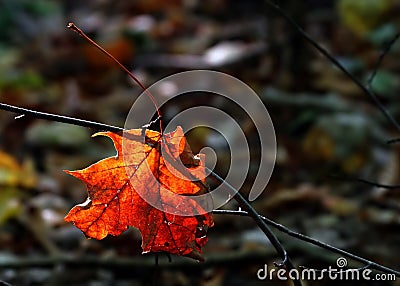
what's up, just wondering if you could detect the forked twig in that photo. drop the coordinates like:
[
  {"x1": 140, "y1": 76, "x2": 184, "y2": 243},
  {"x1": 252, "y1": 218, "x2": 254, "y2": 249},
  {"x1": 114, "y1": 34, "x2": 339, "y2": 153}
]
[{"x1": 263, "y1": 0, "x2": 400, "y2": 131}]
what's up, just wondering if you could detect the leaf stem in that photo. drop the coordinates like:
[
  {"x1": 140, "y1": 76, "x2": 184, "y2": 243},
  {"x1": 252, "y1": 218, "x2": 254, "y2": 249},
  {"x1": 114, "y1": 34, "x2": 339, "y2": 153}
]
[{"x1": 67, "y1": 22, "x2": 163, "y2": 134}]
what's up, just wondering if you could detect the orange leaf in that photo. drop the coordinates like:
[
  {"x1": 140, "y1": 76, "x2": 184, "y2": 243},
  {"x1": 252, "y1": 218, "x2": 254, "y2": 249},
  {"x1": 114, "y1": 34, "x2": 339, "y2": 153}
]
[{"x1": 65, "y1": 126, "x2": 214, "y2": 261}]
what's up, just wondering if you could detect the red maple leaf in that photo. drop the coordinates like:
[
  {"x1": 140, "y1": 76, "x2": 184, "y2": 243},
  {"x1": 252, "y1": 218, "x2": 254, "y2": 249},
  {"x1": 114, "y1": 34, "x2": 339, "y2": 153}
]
[{"x1": 65, "y1": 126, "x2": 214, "y2": 261}]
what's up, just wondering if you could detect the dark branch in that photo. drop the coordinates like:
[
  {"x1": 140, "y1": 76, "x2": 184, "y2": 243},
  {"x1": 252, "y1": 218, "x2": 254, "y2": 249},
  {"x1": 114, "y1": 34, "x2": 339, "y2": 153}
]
[
  {"x1": 387, "y1": 138, "x2": 400, "y2": 144},
  {"x1": 330, "y1": 174, "x2": 400, "y2": 190},
  {"x1": 213, "y1": 210, "x2": 400, "y2": 278},
  {"x1": 207, "y1": 170, "x2": 302, "y2": 286},
  {"x1": 263, "y1": 0, "x2": 400, "y2": 131},
  {"x1": 353, "y1": 178, "x2": 400, "y2": 189},
  {"x1": 0, "y1": 103, "x2": 124, "y2": 133}
]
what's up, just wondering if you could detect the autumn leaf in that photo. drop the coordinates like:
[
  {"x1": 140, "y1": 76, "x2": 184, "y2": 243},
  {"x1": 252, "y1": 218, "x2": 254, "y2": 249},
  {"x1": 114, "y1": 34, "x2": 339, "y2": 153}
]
[{"x1": 65, "y1": 126, "x2": 214, "y2": 261}]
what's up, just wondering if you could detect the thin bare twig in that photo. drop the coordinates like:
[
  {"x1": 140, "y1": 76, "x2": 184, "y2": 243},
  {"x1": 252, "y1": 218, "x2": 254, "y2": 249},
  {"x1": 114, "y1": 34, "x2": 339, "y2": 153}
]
[
  {"x1": 207, "y1": 170, "x2": 301, "y2": 286},
  {"x1": 367, "y1": 32, "x2": 400, "y2": 89},
  {"x1": 0, "y1": 103, "x2": 124, "y2": 133},
  {"x1": 330, "y1": 174, "x2": 400, "y2": 190},
  {"x1": 387, "y1": 138, "x2": 400, "y2": 144},
  {"x1": 354, "y1": 178, "x2": 400, "y2": 189},
  {"x1": 263, "y1": 0, "x2": 400, "y2": 131},
  {"x1": 368, "y1": 32, "x2": 400, "y2": 145},
  {"x1": 213, "y1": 210, "x2": 400, "y2": 278}
]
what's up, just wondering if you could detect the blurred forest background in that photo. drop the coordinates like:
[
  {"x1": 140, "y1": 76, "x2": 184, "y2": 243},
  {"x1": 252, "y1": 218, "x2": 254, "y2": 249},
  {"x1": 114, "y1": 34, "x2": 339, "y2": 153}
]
[{"x1": 0, "y1": 0, "x2": 400, "y2": 285}]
